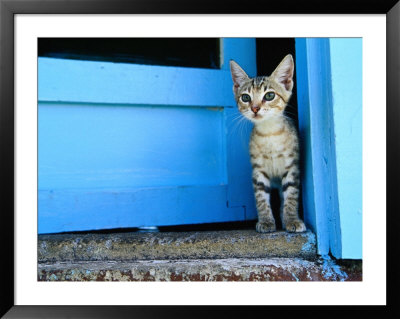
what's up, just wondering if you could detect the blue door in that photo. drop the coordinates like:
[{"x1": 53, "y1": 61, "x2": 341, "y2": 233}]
[{"x1": 38, "y1": 39, "x2": 257, "y2": 234}]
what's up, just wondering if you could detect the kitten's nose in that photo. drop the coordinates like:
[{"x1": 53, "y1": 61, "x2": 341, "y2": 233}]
[{"x1": 251, "y1": 105, "x2": 260, "y2": 114}]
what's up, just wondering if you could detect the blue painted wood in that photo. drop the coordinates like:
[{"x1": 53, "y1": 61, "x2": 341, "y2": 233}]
[
  {"x1": 329, "y1": 38, "x2": 362, "y2": 259},
  {"x1": 296, "y1": 38, "x2": 362, "y2": 259},
  {"x1": 295, "y1": 40, "x2": 318, "y2": 237},
  {"x1": 38, "y1": 39, "x2": 257, "y2": 233},
  {"x1": 39, "y1": 57, "x2": 236, "y2": 108},
  {"x1": 39, "y1": 102, "x2": 226, "y2": 190},
  {"x1": 39, "y1": 185, "x2": 244, "y2": 234},
  {"x1": 222, "y1": 38, "x2": 257, "y2": 220},
  {"x1": 295, "y1": 38, "x2": 341, "y2": 256}
]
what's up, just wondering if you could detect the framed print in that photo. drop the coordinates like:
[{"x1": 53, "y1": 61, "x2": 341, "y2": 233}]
[{"x1": 1, "y1": 0, "x2": 399, "y2": 317}]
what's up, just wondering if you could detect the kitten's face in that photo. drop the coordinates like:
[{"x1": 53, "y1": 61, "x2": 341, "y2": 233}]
[{"x1": 230, "y1": 55, "x2": 294, "y2": 123}]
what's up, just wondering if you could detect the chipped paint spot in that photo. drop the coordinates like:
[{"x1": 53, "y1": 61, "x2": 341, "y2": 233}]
[
  {"x1": 301, "y1": 235, "x2": 316, "y2": 253},
  {"x1": 105, "y1": 239, "x2": 113, "y2": 249},
  {"x1": 49, "y1": 274, "x2": 58, "y2": 281},
  {"x1": 291, "y1": 272, "x2": 300, "y2": 281},
  {"x1": 320, "y1": 255, "x2": 349, "y2": 281}
]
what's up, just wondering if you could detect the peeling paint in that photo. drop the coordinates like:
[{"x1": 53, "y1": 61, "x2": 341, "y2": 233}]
[{"x1": 320, "y1": 255, "x2": 349, "y2": 281}]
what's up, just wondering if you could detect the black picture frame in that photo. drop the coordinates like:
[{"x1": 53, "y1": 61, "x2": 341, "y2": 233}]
[{"x1": 1, "y1": 0, "x2": 398, "y2": 317}]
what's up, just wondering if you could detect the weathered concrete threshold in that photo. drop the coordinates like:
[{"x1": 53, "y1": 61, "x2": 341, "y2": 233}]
[
  {"x1": 38, "y1": 230, "x2": 316, "y2": 262},
  {"x1": 37, "y1": 256, "x2": 361, "y2": 281},
  {"x1": 38, "y1": 229, "x2": 361, "y2": 281}
]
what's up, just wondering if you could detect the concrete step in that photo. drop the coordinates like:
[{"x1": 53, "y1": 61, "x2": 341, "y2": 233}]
[
  {"x1": 38, "y1": 229, "x2": 317, "y2": 262},
  {"x1": 37, "y1": 256, "x2": 361, "y2": 281}
]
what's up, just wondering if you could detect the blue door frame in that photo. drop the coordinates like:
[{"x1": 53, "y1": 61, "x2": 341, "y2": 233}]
[{"x1": 296, "y1": 38, "x2": 362, "y2": 259}]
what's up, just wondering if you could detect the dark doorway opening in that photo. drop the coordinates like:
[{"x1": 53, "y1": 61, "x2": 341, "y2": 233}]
[
  {"x1": 256, "y1": 38, "x2": 304, "y2": 227},
  {"x1": 256, "y1": 38, "x2": 298, "y2": 125},
  {"x1": 38, "y1": 38, "x2": 220, "y2": 69}
]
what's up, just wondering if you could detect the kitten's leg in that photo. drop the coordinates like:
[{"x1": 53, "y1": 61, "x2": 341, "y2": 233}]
[
  {"x1": 252, "y1": 166, "x2": 276, "y2": 233},
  {"x1": 281, "y1": 167, "x2": 306, "y2": 233}
]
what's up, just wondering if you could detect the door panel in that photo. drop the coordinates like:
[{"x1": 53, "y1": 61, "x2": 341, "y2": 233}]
[
  {"x1": 39, "y1": 185, "x2": 244, "y2": 234},
  {"x1": 38, "y1": 58, "x2": 234, "y2": 107},
  {"x1": 39, "y1": 103, "x2": 226, "y2": 189}
]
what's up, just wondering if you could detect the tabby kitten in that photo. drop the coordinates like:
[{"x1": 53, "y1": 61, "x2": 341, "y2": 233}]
[{"x1": 230, "y1": 55, "x2": 306, "y2": 233}]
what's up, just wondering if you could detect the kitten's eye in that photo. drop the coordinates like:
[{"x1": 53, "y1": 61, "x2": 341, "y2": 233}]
[
  {"x1": 241, "y1": 94, "x2": 251, "y2": 103},
  {"x1": 264, "y1": 92, "x2": 275, "y2": 101}
]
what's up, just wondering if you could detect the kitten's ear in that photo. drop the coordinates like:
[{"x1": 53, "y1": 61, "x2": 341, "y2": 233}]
[
  {"x1": 230, "y1": 60, "x2": 249, "y2": 92},
  {"x1": 271, "y1": 54, "x2": 294, "y2": 92}
]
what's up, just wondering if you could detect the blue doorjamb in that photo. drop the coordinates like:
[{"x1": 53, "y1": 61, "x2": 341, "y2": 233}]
[
  {"x1": 295, "y1": 38, "x2": 340, "y2": 257},
  {"x1": 295, "y1": 38, "x2": 362, "y2": 259}
]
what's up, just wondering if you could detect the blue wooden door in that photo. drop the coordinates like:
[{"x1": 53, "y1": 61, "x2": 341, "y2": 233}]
[{"x1": 38, "y1": 39, "x2": 257, "y2": 234}]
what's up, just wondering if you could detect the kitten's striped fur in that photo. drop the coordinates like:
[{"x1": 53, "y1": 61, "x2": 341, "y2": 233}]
[{"x1": 230, "y1": 55, "x2": 306, "y2": 233}]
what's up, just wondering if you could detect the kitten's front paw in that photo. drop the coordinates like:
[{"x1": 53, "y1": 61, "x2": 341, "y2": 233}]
[
  {"x1": 285, "y1": 219, "x2": 306, "y2": 233},
  {"x1": 256, "y1": 221, "x2": 276, "y2": 233}
]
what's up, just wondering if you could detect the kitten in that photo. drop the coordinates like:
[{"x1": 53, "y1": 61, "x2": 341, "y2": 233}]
[{"x1": 230, "y1": 55, "x2": 306, "y2": 233}]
